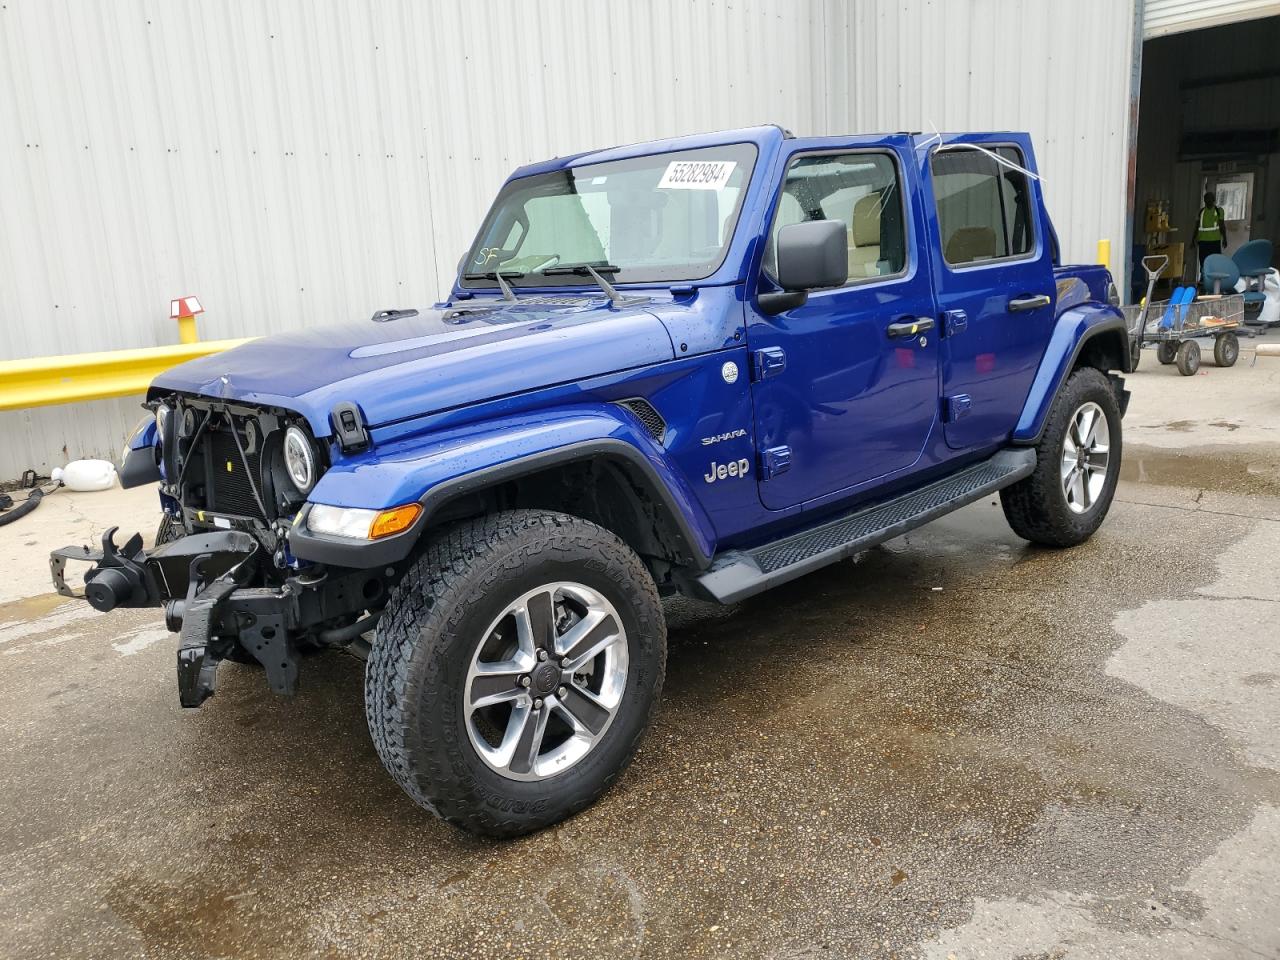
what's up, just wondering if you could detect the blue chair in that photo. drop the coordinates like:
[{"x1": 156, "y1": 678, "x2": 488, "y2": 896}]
[
  {"x1": 1232, "y1": 239, "x2": 1272, "y2": 318},
  {"x1": 1232, "y1": 239, "x2": 1272, "y2": 284},
  {"x1": 1203, "y1": 252, "x2": 1265, "y2": 317},
  {"x1": 1202, "y1": 253, "x2": 1240, "y2": 295}
]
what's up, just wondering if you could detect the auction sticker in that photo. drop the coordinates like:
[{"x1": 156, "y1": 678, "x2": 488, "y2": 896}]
[{"x1": 658, "y1": 159, "x2": 736, "y2": 190}]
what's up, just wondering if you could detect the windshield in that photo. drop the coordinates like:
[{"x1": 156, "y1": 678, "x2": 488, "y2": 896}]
[{"x1": 462, "y1": 143, "x2": 757, "y2": 289}]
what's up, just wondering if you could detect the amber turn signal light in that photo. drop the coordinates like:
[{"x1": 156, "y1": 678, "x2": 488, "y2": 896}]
[{"x1": 369, "y1": 503, "x2": 422, "y2": 540}]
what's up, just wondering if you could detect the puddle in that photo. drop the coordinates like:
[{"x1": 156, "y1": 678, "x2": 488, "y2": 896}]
[
  {"x1": 1121, "y1": 443, "x2": 1280, "y2": 497},
  {"x1": 4, "y1": 499, "x2": 1278, "y2": 959},
  {"x1": 0, "y1": 592, "x2": 74, "y2": 626}
]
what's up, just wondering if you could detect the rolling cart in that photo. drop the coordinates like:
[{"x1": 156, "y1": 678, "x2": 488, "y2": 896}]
[{"x1": 1124, "y1": 256, "x2": 1245, "y2": 376}]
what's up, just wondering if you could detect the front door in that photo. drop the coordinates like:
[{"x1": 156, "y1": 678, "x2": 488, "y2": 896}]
[
  {"x1": 922, "y1": 135, "x2": 1057, "y2": 451},
  {"x1": 748, "y1": 138, "x2": 940, "y2": 511}
]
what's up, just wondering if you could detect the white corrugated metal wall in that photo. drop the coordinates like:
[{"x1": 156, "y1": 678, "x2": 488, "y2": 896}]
[
  {"x1": 821, "y1": 0, "x2": 1137, "y2": 286},
  {"x1": 0, "y1": 0, "x2": 829, "y2": 479},
  {"x1": 0, "y1": 0, "x2": 1136, "y2": 480},
  {"x1": 1144, "y1": 0, "x2": 1280, "y2": 37}
]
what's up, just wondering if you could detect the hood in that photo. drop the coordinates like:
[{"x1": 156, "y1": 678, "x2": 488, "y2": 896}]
[{"x1": 150, "y1": 297, "x2": 676, "y2": 435}]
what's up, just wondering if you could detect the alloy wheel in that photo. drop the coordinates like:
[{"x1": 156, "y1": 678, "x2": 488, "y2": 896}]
[
  {"x1": 1060, "y1": 401, "x2": 1110, "y2": 514},
  {"x1": 463, "y1": 582, "x2": 628, "y2": 781}
]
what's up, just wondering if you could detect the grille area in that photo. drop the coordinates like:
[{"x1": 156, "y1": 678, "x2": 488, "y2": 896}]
[
  {"x1": 205, "y1": 427, "x2": 266, "y2": 519},
  {"x1": 617, "y1": 398, "x2": 666, "y2": 443}
]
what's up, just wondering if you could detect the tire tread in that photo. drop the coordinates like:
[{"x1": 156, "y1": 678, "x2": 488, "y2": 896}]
[
  {"x1": 1000, "y1": 367, "x2": 1121, "y2": 548},
  {"x1": 365, "y1": 510, "x2": 664, "y2": 838}
]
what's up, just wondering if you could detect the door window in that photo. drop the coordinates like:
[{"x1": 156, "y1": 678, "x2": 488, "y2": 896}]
[
  {"x1": 930, "y1": 146, "x2": 1035, "y2": 266},
  {"x1": 764, "y1": 152, "x2": 907, "y2": 284}
]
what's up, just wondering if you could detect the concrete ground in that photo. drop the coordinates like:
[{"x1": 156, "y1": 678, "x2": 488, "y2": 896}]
[{"x1": 2, "y1": 331, "x2": 1279, "y2": 959}]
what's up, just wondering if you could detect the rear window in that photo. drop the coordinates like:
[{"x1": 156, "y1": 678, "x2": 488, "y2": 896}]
[{"x1": 930, "y1": 146, "x2": 1036, "y2": 267}]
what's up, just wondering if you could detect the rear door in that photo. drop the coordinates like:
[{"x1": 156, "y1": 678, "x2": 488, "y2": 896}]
[
  {"x1": 747, "y1": 137, "x2": 940, "y2": 511},
  {"x1": 921, "y1": 135, "x2": 1057, "y2": 451}
]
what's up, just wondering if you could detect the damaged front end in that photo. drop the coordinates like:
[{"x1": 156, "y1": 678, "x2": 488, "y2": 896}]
[
  {"x1": 52, "y1": 526, "x2": 381, "y2": 707},
  {"x1": 50, "y1": 395, "x2": 394, "y2": 708}
]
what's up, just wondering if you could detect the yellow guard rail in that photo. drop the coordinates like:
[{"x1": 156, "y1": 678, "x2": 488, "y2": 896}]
[{"x1": 0, "y1": 339, "x2": 254, "y2": 411}]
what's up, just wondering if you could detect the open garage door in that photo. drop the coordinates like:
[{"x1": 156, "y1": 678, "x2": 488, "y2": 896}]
[
  {"x1": 1145, "y1": 0, "x2": 1280, "y2": 38},
  {"x1": 1132, "y1": 11, "x2": 1280, "y2": 328}
]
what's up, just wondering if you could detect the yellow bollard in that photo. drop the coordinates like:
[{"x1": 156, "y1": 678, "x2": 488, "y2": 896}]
[
  {"x1": 176, "y1": 315, "x2": 197, "y2": 344},
  {"x1": 170, "y1": 295, "x2": 204, "y2": 344},
  {"x1": 1097, "y1": 239, "x2": 1111, "y2": 269}
]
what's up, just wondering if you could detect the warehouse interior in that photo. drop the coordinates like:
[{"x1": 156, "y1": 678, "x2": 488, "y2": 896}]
[{"x1": 1133, "y1": 12, "x2": 1280, "y2": 299}]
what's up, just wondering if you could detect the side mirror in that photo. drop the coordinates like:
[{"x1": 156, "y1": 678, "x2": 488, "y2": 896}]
[{"x1": 759, "y1": 219, "x2": 848, "y2": 314}]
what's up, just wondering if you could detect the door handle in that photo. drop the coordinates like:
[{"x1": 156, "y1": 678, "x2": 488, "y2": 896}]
[
  {"x1": 1008, "y1": 293, "x2": 1051, "y2": 312},
  {"x1": 886, "y1": 317, "x2": 935, "y2": 339}
]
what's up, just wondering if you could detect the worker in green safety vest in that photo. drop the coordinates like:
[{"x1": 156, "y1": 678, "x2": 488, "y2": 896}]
[{"x1": 1195, "y1": 191, "x2": 1229, "y2": 273}]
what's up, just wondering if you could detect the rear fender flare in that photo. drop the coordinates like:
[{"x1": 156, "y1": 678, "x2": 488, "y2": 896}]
[
  {"x1": 1012, "y1": 303, "x2": 1128, "y2": 445},
  {"x1": 288, "y1": 406, "x2": 716, "y2": 569}
]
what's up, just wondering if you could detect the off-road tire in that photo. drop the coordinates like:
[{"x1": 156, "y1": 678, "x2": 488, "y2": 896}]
[
  {"x1": 1176, "y1": 339, "x2": 1201, "y2": 376},
  {"x1": 365, "y1": 510, "x2": 666, "y2": 838},
  {"x1": 1214, "y1": 332, "x2": 1239, "y2": 367},
  {"x1": 1156, "y1": 341, "x2": 1177, "y2": 365},
  {"x1": 155, "y1": 514, "x2": 182, "y2": 546},
  {"x1": 1000, "y1": 367, "x2": 1122, "y2": 548}
]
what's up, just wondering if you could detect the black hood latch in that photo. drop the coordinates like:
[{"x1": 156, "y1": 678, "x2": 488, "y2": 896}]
[{"x1": 330, "y1": 401, "x2": 371, "y2": 454}]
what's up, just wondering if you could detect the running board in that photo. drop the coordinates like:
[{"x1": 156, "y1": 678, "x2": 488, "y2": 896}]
[{"x1": 691, "y1": 448, "x2": 1036, "y2": 604}]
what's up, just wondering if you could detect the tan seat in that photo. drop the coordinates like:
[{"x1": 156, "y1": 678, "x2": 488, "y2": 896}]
[
  {"x1": 848, "y1": 194, "x2": 882, "y2": 279},
  {"x1": 945, "y1": 226, "x2": 998, "y2": 264}
]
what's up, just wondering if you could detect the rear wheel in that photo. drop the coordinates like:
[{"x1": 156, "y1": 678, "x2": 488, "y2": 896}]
[
  {"x1": 1156, "y1": 341, "x2": 1178, "y2": 365},
  {"x1": 1214, "y1": 332, "x2": 1239, "y2": 367},
  {"x1": 1001, "y1": 367, "x2": 1122, "y2": 548},
  {"x1": 366, "y1": 510, "x2": 666, "y2": 838},
  {"x1": 1176, "y1": 339, "x2": 1201, "y2": 376}
]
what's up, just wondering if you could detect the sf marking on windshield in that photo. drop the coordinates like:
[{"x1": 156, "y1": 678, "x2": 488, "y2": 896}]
[{"x1": 705, "y1": 458, "x2": 751, "y2": 484}]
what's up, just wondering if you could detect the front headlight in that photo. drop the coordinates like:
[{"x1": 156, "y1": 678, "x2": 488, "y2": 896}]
[
  {"x1": 306, "y1": 503, "x2": 422, "y2": 540},
  {"x1": 284, "y1": 426, "x2": 316, "y2": 494}
]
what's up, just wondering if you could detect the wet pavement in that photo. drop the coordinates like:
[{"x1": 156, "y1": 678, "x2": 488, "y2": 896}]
[{"x1": 3, "y1": 383, "x2": 1280, "y2": 957}]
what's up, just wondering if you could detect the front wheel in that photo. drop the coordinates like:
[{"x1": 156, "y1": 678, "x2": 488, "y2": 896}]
[
  {"x1": 1176, "y1": 339, "x2": 1201, "y2": 376},
  {"x1": 1214, "y1": 332, "x2": 1239, "y2": 367},
  {"x1": 1000, "y1": 367, "x2": 1122, "y2": 548},
  {"x1": 366, "y1": 510, "x2": 666, "y2": 838},
  {"x1": 1156, "y1": 341, "x2": 1178, "y2": 365}
]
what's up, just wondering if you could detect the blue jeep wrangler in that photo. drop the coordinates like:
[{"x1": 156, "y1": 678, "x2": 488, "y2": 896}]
[{"x1": 52, "y1": 126, "x2": 1130, "y2": 836}]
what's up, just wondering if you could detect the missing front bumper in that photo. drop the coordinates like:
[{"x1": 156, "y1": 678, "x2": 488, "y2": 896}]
[
  {"x1": 51, "y1": 527, "x2": 386, "y2": 709},
  {"x1": 50, "y1": 528, "x2": 299, "y2": 708}
]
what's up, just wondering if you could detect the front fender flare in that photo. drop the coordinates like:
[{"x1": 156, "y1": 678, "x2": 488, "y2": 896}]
[
  {"x1": 119, "y1": 418, "x2": 161, "y2": 489},
  {"x1": 1012, "y1": 303, "x2": 1128, "y2": 445},
  {"x1": 288, "y1": 406, "x2": 716, "y2": 570}
]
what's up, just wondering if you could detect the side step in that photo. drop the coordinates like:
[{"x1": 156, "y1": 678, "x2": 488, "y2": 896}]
[{"x1": 691, "y1": 448, "x2": 1036, "y2": 604}]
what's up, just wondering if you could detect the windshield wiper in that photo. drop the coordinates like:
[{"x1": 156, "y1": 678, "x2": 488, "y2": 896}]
[
  {"x1": 462, "y1": 270, "x2": 524, "y2": 302},
  {"x1": 541, "y1": 263, "x2": 644, "y2": 306}
]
